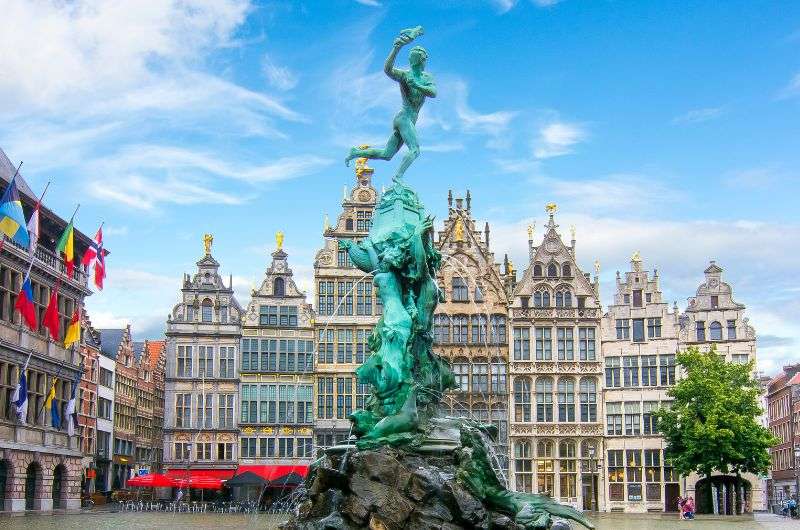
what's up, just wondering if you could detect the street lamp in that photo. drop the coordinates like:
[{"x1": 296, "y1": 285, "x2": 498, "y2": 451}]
[
  {"x1": 588, "y1": 446, "x2": 597, "y2": 512},
  {"x1": 794, "y1": 446, "x2": 799, "y2": 500}
]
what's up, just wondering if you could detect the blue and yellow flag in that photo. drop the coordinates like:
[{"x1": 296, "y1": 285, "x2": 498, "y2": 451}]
[
  {"x1": 45, "y1": 378, "x2": 60, "y2": 429},
  {"x1": 0, "y1": 176, "x2": 30, "y2": 247}
]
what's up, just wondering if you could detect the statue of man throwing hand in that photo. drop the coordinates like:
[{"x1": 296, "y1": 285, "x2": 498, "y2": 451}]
[{"x1": 345, "y1": 26, "x2": 436, "y2": 183}]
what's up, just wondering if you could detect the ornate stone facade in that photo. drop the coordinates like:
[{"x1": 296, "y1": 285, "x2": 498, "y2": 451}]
[
  {"x1": 239, "y1": 238, "x2": 315, "y2": 467},
  {"x1": 163, "y1": 238, "x2": 242, "y2": 476},
  {"x1": 508, "y1": 206, "x2": 603, "y2": 512},
  {"x1": 313, "y1": 165, "x2": 381, "y2": 448},
  {"x1": 0, "y1": 151, "x2": 91, "y2": 512},
  {"x1": 600, "y1": 255, "x2": 681, "y2": 513},
  {"x1": 433, "y1": 190, "x2": 511, "y2": 469}
]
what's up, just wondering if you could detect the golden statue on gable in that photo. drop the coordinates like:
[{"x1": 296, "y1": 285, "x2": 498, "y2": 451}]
[
  {"x1": 203, "y1": 233, "x2": 213, "y2": 255},
  {"x1": 454, "y1": 218, "x2": 465, "y2": 242},
  {"x1": 276, "y1": 231, "x2": 284, "y2": 251}
]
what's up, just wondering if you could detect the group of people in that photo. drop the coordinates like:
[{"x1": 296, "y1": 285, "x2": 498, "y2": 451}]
[
  {"x1": 677, "y1": 496, "x2": 696, "y2": 520},
  {"x1": 782, "y1": 496, "x2": 798, "y2": 518}
]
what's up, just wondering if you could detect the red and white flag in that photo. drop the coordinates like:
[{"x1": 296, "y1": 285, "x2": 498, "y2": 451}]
[
  {"x1": 81, "y1": 225, "x2": 107, "y2": 290},
  {"x1": 26, "y1": 201, "x2": 40, "y2": 256}
]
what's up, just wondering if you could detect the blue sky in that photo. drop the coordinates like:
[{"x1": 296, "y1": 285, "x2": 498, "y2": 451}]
[{"x1": 1, "y1": 0, "x2": 798, "y2": 374}]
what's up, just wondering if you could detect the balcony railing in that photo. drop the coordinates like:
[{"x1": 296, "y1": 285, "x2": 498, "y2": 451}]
[{"x1": 4, "y1": 237, "x2": 88, "y2": 288}]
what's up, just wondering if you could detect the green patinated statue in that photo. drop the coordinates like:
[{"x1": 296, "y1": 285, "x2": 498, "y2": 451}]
[
  {"x1": 334, "y1": 26, "x2": 595, "y2": 530},
  {"x1": 344, "y1": 25, "x2": 435, "y2": 183}
]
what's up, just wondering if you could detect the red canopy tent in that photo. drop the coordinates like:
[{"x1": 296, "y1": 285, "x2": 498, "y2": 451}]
[{"x1": 127, "y1": 473, "x2": 174, "y2": 488}]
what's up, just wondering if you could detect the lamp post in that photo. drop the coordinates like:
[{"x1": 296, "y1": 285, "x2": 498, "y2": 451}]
[
  {"x1": 794, "y1": 446, "x2": 799, "y2": 501},
  {"x1": 588, "y1": 446, "x2": 597, "y2": 511}
]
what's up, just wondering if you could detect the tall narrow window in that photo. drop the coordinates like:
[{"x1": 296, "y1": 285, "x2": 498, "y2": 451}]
[
  {"x1": 579, "y1": 378, "x2": 597, "y2": 422},
  {"x1": 710, "y1": 295, "x2": 719, "y2": 308},
  {"x1": 696, "y1": 321, "x2": 705, "y2": 341},
  {"x1": 273, "y1": 277, "x2": 285, "y2": 296},
  {"x1": 632, "y1": 290, "x2": 642, "y2": 308},
  {"x1": 623, "y1": 356, "x2": 639, "y2": 387},
  {"x1": 201, "y1": 299, "x2": 213, "y2": 323},
  {"x1": 709, "y1": 321, "x2": 722, "y2": 341},
  {"x1": 647, "y1": 318, "x2": 662, "y2": 338},
  {"x1": 632, "y1": 319, "x2": 645, "y2": 342},
  {"x1": 605, "y1": 357, "x2": 621, "y2": 388},
  {"x1": 452, "y1": 277, "x2": 469, "y2": 302},
  {"x1": 659, "y1": 354, "x2": 676, "y2": 386},
  {"x1": 547, "y1": 264, "x2": 558, "y2": 278},
  {"x1": 559, "y1": 440, "x2": 577, "y2": 499},
  {"x1": 727, "y1": 320, "x2": 737, "y2": 340},
  {"x1": 557, "y1": 378, "x2": 575, "y2": 422},
  {"x1": 514, "y1": 378, "x2": 531, "y2": 422},
  {"x1": 535, "y1": 327, "x2": 552, "y2": 360},
  {"x1": 513, "y1": 328, "x2": 530, "y2": 361},
  {"x1": 641, "y1": 355, "x2": 657, "y2": 386},
  {"x1": 578, "y1": 328, "x2": 596, "y2": 360},
  {"x1": 535, "y1": 377, "x2": 553, "y2": 422},
  {"x1": 515, "y1": 441, "x2": 533, "y2": 492},
  {"x1": 433, "y1": 315, "x2": 450, "y2": 344},
  {"x1": 615, "y1": 319, "x2": 630, "y2": 340},
  {"x1": 557, "y1": 327, "x2": 574, "y2": 360}
]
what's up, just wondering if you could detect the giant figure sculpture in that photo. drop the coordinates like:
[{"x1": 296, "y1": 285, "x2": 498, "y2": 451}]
[
  {"x1": 290, "y1": 27, "x2": 594, "y2": 530},
  {"x1": 345, "y1": 26, "x2": 434, "y2": 183}
]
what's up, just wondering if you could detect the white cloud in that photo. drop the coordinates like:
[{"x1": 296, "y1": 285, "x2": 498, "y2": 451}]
[
  {"x1": 492, "y1": 0, "x2": 518, "y2": 13},
  {"x1": 262, "y1": 54, "x2": 298, "y2": 91},
  {"x1": 533, "y1": 121, "x2": 587, "y2": 159},
  {"x1": 671, "y1": 107, "x2": 725, "y2": 124},
  {"x1": 453, "y1": 80, "x2": 517, "y2": 149},
  {"x1": 88, "y1": 174, "x2": 246, "y2": 210},
  {"x1": 354, "y1": 0, "x2": 382, "y2": 6},
  {"x1": 531, "y1": 0, "x2": 562, "y2": 6}
]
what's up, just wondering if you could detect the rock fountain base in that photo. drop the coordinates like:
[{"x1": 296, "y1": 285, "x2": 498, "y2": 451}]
[{"x1": 282, "y1": 444, "x2": 523, "y2": 530}]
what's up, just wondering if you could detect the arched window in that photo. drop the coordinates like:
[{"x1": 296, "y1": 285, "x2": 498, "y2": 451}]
[
  {"x1": 579, "y1": 377, "x2": 597, "y2": 422},
  {"x1": 555, "y1": 289, "x2": 572, "y2": 308},
  {"x1": 452, "y1": 277, "x2": 469, "y2": 302},
  {"x1": 536, "y1": 440, "x2": 555, "y2": 495},
  {"x1": 557, "y1": 378, "x2": 575, "y2": 422},
  {"x1": 562, "y1": 263, "x2": 571, "y2": 277},
  {"x1": 710, "y1": 321, "x2": 723, "y2": 341},
  {"x1": 534, "y1": 290, "x2": 550, "y2": 308},
  {"x1": 547, "y1": 263, "x2": 558, "y2": 278},
  {"x1": 25, "y1": 462, "x2": 40, "y2": 511},
  {"x1": 201, "y1": 299, "x2": 213, "y2": 323},
  {"x1": 535, "y1": 377, "x2": 553, "y2": 422},
  {"x1": 515, "y1": 441, "x2": 533, "y2": 493},
  {"x1": 533, "y1": 264, "x2": 543, "y2": 277},
  {"x1": 514, "y1": 377, "x2": 531, "y2": 422},
  {"x1": 559, "y1": 440, "x2": 577, "y2": 499},
  {"x1": 273, "y1": 277, "x2": 285, "y2": 296},
  {"x1": 433, "y1": 314, "x2": 450, "y2": 344},
  {"x1": 491, "y1": 402, "x2": 508, "y2": 443}
]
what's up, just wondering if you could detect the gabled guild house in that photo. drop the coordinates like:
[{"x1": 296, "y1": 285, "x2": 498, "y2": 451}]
[{"x1": 0, "y1": 149, "x2": 97, "y2": 512}]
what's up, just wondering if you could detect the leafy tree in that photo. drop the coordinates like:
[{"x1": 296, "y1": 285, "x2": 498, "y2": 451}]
[{"x1": 656, "y1": 346, "x2": 778, "y2": 514}]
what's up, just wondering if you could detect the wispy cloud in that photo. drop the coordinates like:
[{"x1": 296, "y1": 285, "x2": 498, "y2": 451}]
[
  {"x1": 671, "y1": 107, "x2": 725, "y2": 124},
  {"x1": 88, "y1": 175, "x2": 246, "y2": 211},
  {"x1": 531, "y1": 0, "x2": 562, "y2": 6},
  {"x1": 354, "y1": 0, "x2": 382, "y2": 6},
  {"x1": 453, "y1": 80, "x2": 517, "y2": 148},
  {"x1": 533, "y1": 121, "x2": 587, "y2": 159},
  {"x1": 491, "y1": 0, "x2": 518, "y2": 13},
  {"x1": 262, "y1": 54, "x2": 298, "y2": 91}
]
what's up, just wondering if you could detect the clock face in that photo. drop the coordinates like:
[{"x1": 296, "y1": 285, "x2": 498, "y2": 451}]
[
  {"x1": 545, "y1": 238, "x2": 560, "y2": 253},
  {"x1": 708, "y1": 279, "x2": 718, "y2": 288}
]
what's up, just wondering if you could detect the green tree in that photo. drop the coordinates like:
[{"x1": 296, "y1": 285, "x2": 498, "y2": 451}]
[{"x1": 656, "y1": 346, "x2": 778, "y2": 514}]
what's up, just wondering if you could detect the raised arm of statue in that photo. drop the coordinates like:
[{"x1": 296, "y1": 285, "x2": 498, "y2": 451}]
[{"x1": 384, "y1": 39, "x2": 405, "y2": 81}]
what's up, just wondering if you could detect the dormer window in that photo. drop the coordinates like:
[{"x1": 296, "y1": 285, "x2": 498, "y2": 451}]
[
  {"x1": 623, "y1": 294, "x2": 630, "y2": 305},
  {"x1": 632, "y1": 290, "x2": 642, "y2": 308},
  {"x1": 274, "y1": 277, "x2": 285, "y2": 296},
  {"x1": 533, "y1": 264, "x2": 543, "y2": 277},
  {"x1": 562, "y1": 264, "x2": 571, "y2": 277},
  {"x1": 201, "y1": 299, "x2": 213, "y2": 323},
  {"x1": 345, "y1": 218, "x2": 354, "y2": 231},
  {"x1": 521, "y1": 296, "x2": 530, "y2": 309},
  {"x1": 711, "y1": 295, "x2": 719, "y2": 309},
  {"x1": 547, "y1": 264, "x2": 558, "y2": 278}
]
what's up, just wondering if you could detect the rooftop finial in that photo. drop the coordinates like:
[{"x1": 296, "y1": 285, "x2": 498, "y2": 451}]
[
  {"x1": 545, "y1": 202, "x2": 557, "y2": 216},
  {"x1": 527, "y1": 222, "x2": 535, "y2": 240},
  {"x1": 203, "y1": 233, "x2": 213, "y2": 255},
  {"x1": 570, "y1": 225, "x2": 576, "y2": 241},
  {"x1": 276, "y1": 231, "x2": 284, "y2": 251},
  {"x1": 631, "y1": 250, "x2": 641, "y2": 262},
  {"x1": 594, "y1": 259, "x2": 600, "y2": 276}
]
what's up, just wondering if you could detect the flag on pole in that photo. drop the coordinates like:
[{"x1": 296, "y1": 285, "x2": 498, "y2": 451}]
[
  {"x1": 56, "y1": 215, "x2": 75, "y2": 278},
  {"x1": 14, "y1": 274, "x2": 38, "y2": 331},
  {"x1": 45, "y1": 378, "x2": 60, "y2": 429},
  {"x1": 11, "y1": 370, "x2": 28, "y2": 424},
  {"x1": 65, "y1": 365, "x2": 81, "y2": 437},
  {"x1": 0, "y1": 174, "x2": 30, "y2": 248},
  {"x1": 43, "y1": 282, "x2": 60, "y2": 340},
  {"x1": 64, "y1": 307, "x2": 81, "y2": 349},
  {"x1": 26, "y1": 200, "x2": 40, "y2": 256},
  {"x1": 81, "y1": 225, "x2": 107, "y2": 289}
]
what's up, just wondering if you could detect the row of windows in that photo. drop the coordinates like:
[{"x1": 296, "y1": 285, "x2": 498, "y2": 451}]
[
  {"x1": 448, "y1": 277, "x2": 486, "y2": 303},
  {"x1": 513, "y1": 327, "x2": 596, "y2": 361},
  {"x1": 513, "y1": 439, "x2": 590, "y2": 497},
  {"x1": 173, "y1": 442, "x2": 235, "y2": 461},
  {"x1": 605, "y1": 401, "x2": 668, "y2": 436},
  {"x1": 317, "y1": 280, "x2": 383, "y2": 317},
  {"x1": 240, "y1": 437, "x2": 313, "y2": 459},
  {"x1": 695, "y1": 320, "x2": 737, "y2": 342},
  {"x1": 240, "y1": 384, "x2": 313, "y2": 424},
  {"x1": 513, "y1": 377, "x2": 598, "y2": 423},
  {"x1": 241, "y1": 339, "x2": 314, "y2": 372},
  {"x1": 174, "y1": 393, "x2": 236, "y2": 429},
  {"x1": 451, "y1": 360, "x2": 507, "y2": 394},
  {"x1": 607, "y1": 449, "x2": 679, "y2": 502},
  {"x1": 0, "y1": 264, "x2": 77, "y2": 339},
  {"x1": 614, "y1": 318, "x2": 662, "y2": 341},
  {"x1": 532, "y1": 262, "x2": 572, "y2": 278},
  {"x1": 182, "y1": 300, "x2": 231, "y2": 324},
  {"x1": 317, "y1": 376, "x2": 370, "y2": 420},
  {"x1": 433, "y1": 314, "x2": 507, "y2": 345},
  {"x1": 258, "y1": 304, "x2": 298, "y2": 327},
  {"x1": 605, "y1": 355, "x2": 675, "y2": 388},
  {"x1": 175, "y1": 345, "x2": 236, "y2": 378},
  {"x1": 317, "y1": 329, "x2": 370, "y2": 365}
]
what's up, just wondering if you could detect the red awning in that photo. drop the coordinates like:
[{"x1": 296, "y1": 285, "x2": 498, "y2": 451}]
[
  {"x1": 237, "y1": 465, "x2": 309, "y2": 483},
  {"x1": 128, "y1": 473, "x2": 173, "y2": 488},
  {"x1": 164, "y1": 469, "x2": 236, "y2": 481}
]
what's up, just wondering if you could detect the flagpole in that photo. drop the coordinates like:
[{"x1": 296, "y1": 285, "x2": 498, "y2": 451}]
[
  {"x1": 10, "y1": 161, "x2": 22, "y2": 181},
  {"x1": 36, "y1": 181, "x2": 51, "y2": 207}
]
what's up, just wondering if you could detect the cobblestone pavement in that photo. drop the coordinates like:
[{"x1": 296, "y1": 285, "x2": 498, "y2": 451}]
[{"x1": 0, "y1": 510, "x2": 792, "y2": 529}]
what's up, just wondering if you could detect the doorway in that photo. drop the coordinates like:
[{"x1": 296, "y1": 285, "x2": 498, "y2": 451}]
[
  {"x1": 581, "y1": 475, "x2": 598, "y2": 511},
  {"x1": 25, "y1": 462, "x2": 40, "y2": 511},
  {"x1": 664, "y1": 483, "x2": 680, "y2": 512}
]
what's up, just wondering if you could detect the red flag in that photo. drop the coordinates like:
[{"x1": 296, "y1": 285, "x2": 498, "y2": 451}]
[
  {"x1": 43, "y1": 282, "x2": 60, "y2": 340},
  {"x1": 14, "y1": 276, "x2": 37, "y2": 331},
  {"x1": 82, "y1": 225, "x2": 106, "y2": 290}
]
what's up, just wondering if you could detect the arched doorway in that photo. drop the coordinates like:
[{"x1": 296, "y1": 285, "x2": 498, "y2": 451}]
[
  {"x1": 695, "y1": 475, "x2": 752, "y2": 515},
  {"x1": 0, "y1": 460, "x2": 8, "y2": 510},
  {"x1": 52, "y1": 464, "x2": 66, "y2": 509},
  {"x1": 25, "y1": 462, "x2": 41, "y2": 511}
]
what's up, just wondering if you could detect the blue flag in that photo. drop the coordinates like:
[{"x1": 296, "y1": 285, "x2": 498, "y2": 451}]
[
  {"x1": 11, "y1": 372, "x2": 27, "y2": 423},
  {"x1": 0, "y1": 175, "x2": 30, "y2": 247}
]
